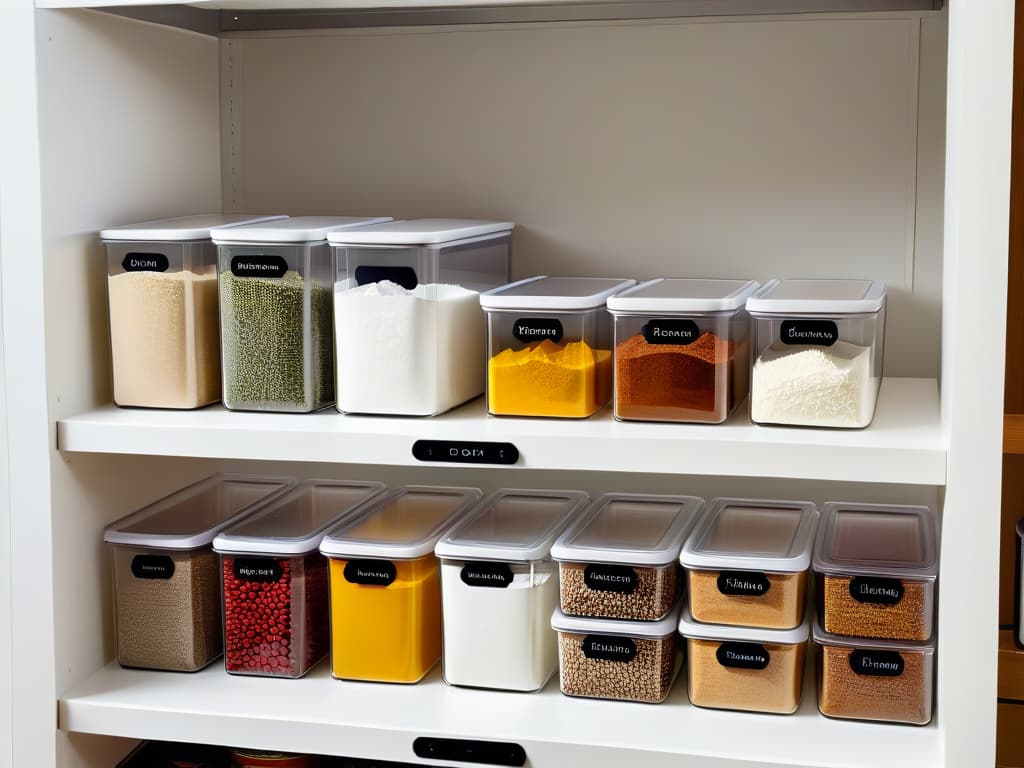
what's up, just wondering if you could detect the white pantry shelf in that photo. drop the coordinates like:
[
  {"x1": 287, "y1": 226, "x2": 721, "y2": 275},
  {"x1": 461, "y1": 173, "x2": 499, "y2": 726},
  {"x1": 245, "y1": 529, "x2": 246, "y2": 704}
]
[{"x1": 56, "y1": 378, "x2": 945, "y2": 484}]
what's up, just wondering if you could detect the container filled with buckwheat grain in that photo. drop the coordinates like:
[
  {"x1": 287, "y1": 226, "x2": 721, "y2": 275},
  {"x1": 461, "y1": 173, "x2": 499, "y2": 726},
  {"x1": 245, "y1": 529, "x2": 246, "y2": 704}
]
[
  {"x1": 212, "y1": 216, "x2": 391, "y2": 412},
  {"x1": 606, "y1": 278, "x2": 759, "y2": 423},
  {"x1": 814, "y1": 502, "x2": 938, "y2": 642},
  {"x1": 213, "y1": 479, "x2": 385, "y2": 679},
  {"x1": 551, "y1": 493, "x2": 703, "y2": 621},
  {"x1": 680, "y1": 498, "x2": 818, "y2": 630},
  {"x1": 104, "y1": 474, "x2": 294, "y2": 671}
]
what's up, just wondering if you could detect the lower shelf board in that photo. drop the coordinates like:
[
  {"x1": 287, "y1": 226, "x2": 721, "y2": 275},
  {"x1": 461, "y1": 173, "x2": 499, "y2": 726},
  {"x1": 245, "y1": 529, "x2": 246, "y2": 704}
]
[{"x1": 60, "y1": 661, "x2": 941, "y2": 768}]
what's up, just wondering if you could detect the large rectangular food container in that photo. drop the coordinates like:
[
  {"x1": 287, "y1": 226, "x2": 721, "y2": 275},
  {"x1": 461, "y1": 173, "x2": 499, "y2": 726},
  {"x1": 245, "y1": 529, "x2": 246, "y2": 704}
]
[
  {"x1": 103, "y1": 474, "x2": 294, "y2": 671},
  {"x1": 330, "y1": 219, "x2": 512, "y2": 416},
  {"x1": 679, "y1": 605, "x2": 808, "y2": 714},
  {"x1": 745, "y1": 279, "x2": 887, "y2": 428},
  {"x1": 606, "y1": 278, "x2": 759, "y2": 423},
  {"x1": 551, "y1": 493, "x2": 703, "y2": 621},
  {"x1": 320, "y1": 485, "x2": 481, "y2": 684},
  {"x1": 212, "y1": 479, "x2": 385, "y2": 679},
  {"x1": 212, "y1": 216, "x2": 391, "y2": 412},
  {"x1": 435, "y1": 488, "x2": 588, "y2": 692},
  {"x1": 680, "y1": 498, "x2": 818, "y2": 630},
  {"x1": 101, "y1": 214, "x2": 285, "y2": 409},
  {"x1": 814, "y1": 502, "x2": 938, "y2": 642},
  {"x1": 480, "y1": 276, "x2": 636, "y2": 418}
]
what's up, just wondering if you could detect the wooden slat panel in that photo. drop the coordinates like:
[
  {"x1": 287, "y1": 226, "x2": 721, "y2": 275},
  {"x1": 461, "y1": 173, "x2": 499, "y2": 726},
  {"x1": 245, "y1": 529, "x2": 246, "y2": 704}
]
[
  {"x1": 1000, "y1": 701, "x2": 1024, "y2": 768},
  {"x1": 1006, "y1": 0, "x2": 1024, "y2": 412}
]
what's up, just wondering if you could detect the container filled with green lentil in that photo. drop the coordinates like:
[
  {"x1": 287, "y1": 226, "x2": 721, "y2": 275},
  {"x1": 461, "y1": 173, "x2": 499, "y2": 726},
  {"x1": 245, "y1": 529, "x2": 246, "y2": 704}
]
[{"x1": 212, "y1": 216, "x2": 390, "y2": 412}]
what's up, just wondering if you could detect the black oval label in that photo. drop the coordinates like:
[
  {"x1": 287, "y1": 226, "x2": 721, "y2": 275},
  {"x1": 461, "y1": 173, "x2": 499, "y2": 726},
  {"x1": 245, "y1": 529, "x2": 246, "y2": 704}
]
[
  {"x1": 849, "y1": 576, "x2": 904, "y2": 605},
  {"x1": 122, "y1": 252, "x2": 169, "y2": 273},
  {"x1": 641, "y1": 318, "x2": 700, "y2": 345},
  {"x1": 584, "y1": 564, "x2": 638, "y2": 594},
  {"x1": 716, "y1": 642, "x2": 771, "y2": 670},
  {"x1": 354, "y1": 265, "x2": 419, "y2": 290},
  {"x1": 230, "y1": 255, "x2": 288, "y2": 279},
  {"x1": 344, "y1": 559, "x2": 397, "y2": 586},
  {"x1": 233, "y1": 557, "x2": 282, "y2": 583},
  {"x1": 717, "y1": 571, "x2": 771, "y2": 597},
  {"x1": 780, "y1": 319, "x2": 839, "y2": 347},
  {"x1": 131, "y1": 554, "x2": 175, "y2": 580},
  {"x1": 849, "y1": 649, "x2": 905, "y2": 677},
  {"x1": 513, "y1": 318, "x2": 563, "y2": 344},
  {"x1": 582, "y1": 635, "x2": 637, "y2": 663},
  {"x1": 460, "y1": 561, "x2": 513, "y2": 588}
]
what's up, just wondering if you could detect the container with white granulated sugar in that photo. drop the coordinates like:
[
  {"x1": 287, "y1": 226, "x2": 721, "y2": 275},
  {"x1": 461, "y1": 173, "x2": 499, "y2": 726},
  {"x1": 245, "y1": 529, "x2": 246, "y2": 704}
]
[{"x1": 746, "y1": 279, "x2": 886, "y2": 428}]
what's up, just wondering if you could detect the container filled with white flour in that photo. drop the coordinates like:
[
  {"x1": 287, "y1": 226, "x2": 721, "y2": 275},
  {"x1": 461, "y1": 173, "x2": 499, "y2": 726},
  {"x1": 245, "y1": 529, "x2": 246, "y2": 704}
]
[
  {"x1": 435, "y1": 488, "x2": 588, "y2": 692},
  {"x1": 746, "y1": 279, "x2": 886, "y2": 428}
]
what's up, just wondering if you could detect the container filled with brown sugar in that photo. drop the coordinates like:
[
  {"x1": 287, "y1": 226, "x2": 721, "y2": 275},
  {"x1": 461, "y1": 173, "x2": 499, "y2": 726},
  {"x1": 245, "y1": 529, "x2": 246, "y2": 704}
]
[
  {"x1": 550, "y1": 493, "x2": 703, "y2": 621},
  {"x1": 680, "y1": 498, "x2": 818, "y2": 630},
  {"x1": 814, "y1": 502, "x2": 938, "y2": 641},
  {"x1": 606, "y1": 278, "x2": 759, "y2": 423}
]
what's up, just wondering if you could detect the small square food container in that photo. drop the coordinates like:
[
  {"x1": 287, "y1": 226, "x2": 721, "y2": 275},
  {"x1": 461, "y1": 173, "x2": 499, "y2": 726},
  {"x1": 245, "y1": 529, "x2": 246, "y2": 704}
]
[
  {"x1": 552, "y1": 601, "x2": 682, "y2": 703},
  {"x1": 101, "y1": 214, "x2": 285, "y2": 409},
  {"x1": 814, "y1": 502, "x2": 938, "y2": 642},
  {"x1": 745, "y1": 279, "x2": 887, "y2": 428},
  {"x1": 551, "y1": 493, "x2": 703, "y2": 621},
  {"x1": 103, "y1": 473, "x2": 294, "y2": 672},
  {"x1": 435, "y1": 488, "x2": 589, "y2": 692},
  {"x1": 606, "y1": 278, "x2": 759, "y2": 423},
  {"x1": 212, "y1": 479, "x2": 385, "y2": 679},
  {"x1": 480, "y1": 276, "x2": 637, "y2": 418},
  {"x1": 680, "y1": 498, "x2": 818, "y2": 630},
  {"x1": 814, "y1": 619, "x2": 935, "y2": 725},
  {"x1": 212, "y1": 216, "x2": 391, "y2": 413},
  {"x1": 679, "y1": 605, "x2": 808, "y2": 714},
  {"x1": 320, "y1": 485, "x2": 482, "y2": 684}
]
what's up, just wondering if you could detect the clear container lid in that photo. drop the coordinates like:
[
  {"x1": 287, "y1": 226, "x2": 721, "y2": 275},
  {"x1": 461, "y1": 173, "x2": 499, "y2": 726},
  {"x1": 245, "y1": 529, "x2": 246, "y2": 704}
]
[
  {"x1": 680, "y1": 498, "x2": 819, "y2": 573},
  {"x1": 434, "y1": 489, "x2": 589, "y2": 563},
  {"x1": 813, "y1": 502, "x2": 939, "y2": 580},
  {"x1": 212, "y1": 479, "x2": 387, "y2": 556},
  {"x1": 606, "y1": 278, "x2": 761, "y2": 314},
  {"x1": 678, "y1": 604, "x2": 809, "y2": 645},
  {"x1": 813, "y1": 617, "x2": 935, "y2": 653},
  {"x1": 319, "y1": 485, "x2": 482, "y2": 560},
  {"x1": 101, "y1": 214, "x2": 287, "y2": 242},
  {"x1": 550, "y1": 493, "x2": 704, "y2": 567},
  {"x1": 480, "y1": 276, "x2": 638, "y2": 311},
  {"x1": 210, "y1": 216, "x2": 393, "y2": 244},
  {"x1": 745, "y1": 278, "x2": 887, "y2": 315},
  {"x1": 327, "y1": 218, "x2": 514, "y2": 246},
  {"x1": 103, "y1": 474, "x2": 295, "y2": 550},
  {"x1": 551, "y1": 600, "x2": 683, "y2": 639}
]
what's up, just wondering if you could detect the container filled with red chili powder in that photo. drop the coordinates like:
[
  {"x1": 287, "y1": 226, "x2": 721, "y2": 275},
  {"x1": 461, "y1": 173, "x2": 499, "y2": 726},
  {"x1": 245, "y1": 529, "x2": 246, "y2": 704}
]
[
  {"x1": 213, "y1": 479, "x2": 385, "y2": 678},
  {"x1": 607, "y1": 279, "x2": 759, "y2": 423}
]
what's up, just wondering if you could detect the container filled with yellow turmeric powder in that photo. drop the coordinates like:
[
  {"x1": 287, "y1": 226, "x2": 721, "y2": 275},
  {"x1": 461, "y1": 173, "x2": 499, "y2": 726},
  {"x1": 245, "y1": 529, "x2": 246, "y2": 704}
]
[{"x1": 480, "y1": 276, "x2": 636, "y2": 418}]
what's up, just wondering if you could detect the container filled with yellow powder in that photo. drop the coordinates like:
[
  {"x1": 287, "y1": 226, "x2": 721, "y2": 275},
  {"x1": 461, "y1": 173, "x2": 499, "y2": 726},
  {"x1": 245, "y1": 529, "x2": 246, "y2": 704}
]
[
  {"x1": 480, "y1": 276, "x2": 636, "y2": 418},
  {"x1": 319, "y1": 485, "x2": 481, "y2": 684}
]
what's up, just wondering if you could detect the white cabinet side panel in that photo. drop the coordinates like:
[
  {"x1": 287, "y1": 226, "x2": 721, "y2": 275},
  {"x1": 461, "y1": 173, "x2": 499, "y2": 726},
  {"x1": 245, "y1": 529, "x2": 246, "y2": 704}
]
[{"x1": 0, "y1": 222, "x2": 14, "y2": 768}]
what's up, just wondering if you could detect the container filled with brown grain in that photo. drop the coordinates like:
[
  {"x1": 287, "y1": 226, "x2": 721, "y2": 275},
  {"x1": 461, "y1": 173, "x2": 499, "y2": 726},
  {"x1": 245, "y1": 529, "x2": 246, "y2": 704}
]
[
  {"x1": 550, "y1": 493, "x2": 703, "y2": 621},
  {"x1": 814, "y1": 502, "x2": 938, "y2": 641}
]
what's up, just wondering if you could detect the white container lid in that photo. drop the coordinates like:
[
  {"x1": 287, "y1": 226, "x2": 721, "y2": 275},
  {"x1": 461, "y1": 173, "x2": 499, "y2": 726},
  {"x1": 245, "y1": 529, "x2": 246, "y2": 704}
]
[
  {"x1": 319, "y1": 485, "x2": 482, "y2": 561},
  {"x1": 211, "y1": 216, "x2": 393, "y2": 244},
  {"x1": 812, "y1": 617, "x2": 935, "y2": 653},
  {"x1": 103, "y1": 474, "x2": 294, "y2": 550},
  {"x1": 480, "y1": 276, "x2": 638, "y2": 311},
  {"x1": 550, "y1": 493, "x2": 704, "y2": 567},
  {"x1": 678, "y1": 604, "x2": 809, "y2": 645},
  {"x1": 435, "y1": 489, "x2": 589, "y2": 563},
  {"x1": 745, "y1": 278, "x2": 887, "y2": 314},
  {"x1": 327, "y1": 218, "x2": 513, "y2": 246},
  {"x1": 607, "y1": 278, "x2": 761, "y2": 314},
  {"x1": 551, "y1": 600, "x2": 683, "y2": 639},
  {"x1": 680, "y1": 498, "x2": 819, "y2": 573},
  {"x1": 212, "y1": 479, "x2": 386, "y2": 556},
  {"x1": 101, "y1": 214, "x2": 287, "y2": 242}
]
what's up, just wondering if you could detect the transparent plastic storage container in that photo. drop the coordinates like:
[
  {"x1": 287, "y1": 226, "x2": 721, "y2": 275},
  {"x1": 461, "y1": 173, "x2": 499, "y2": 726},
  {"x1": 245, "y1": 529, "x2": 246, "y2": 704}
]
[
  {"x1": 480, "y1": 276, "x2": 637, "y2": 418},
  {"x1": 329, "y1": 219, "x2": 513, "y2": 416},
  {"x1": 212, "y1": 479, "x2": 385, "y2": 679},
  {"x1": 606, "y1": 278, "x2": 759, "y2": 423},
  {"x1": 212, "y1": 216, "x2": 391, "y2": 412},
  {"x1": 814, "y1": 502, "x2": 938, "y2": 642},
  {"x1": 434, "y1": 488, "x2": 589, "y2": 692},
  {"x1": 101, "y1": 214, "x2": 285, "y2": 409},
  {"x1": 320, "y1": 485, "x2": 481, "y2": 684},
  {"x1": 552, "y1": 602, "x2": 682, "y2": 703},
  {"x1": 680, "y1": 498, "x2": 818, "y2": 630},
  {"x1": 103, "y1": 473, "x2": 294, "y2": 672},
  {"x1": 746, "y1": 279, "x2": 887, "y2": 428},
  {"x1": 679, "y1": 605, "x2": 808, "y2": 714},
  {"x1": 551, "y1": 493, "x2": 703, "y2": 621}
]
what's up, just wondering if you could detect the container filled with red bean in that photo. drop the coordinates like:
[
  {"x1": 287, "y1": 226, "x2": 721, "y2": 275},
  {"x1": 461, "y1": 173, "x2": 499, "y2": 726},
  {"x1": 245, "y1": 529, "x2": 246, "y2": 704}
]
[{"x1": 213, "y1": 479, "x2": 385, "y2": 678}]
